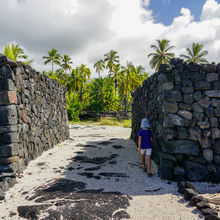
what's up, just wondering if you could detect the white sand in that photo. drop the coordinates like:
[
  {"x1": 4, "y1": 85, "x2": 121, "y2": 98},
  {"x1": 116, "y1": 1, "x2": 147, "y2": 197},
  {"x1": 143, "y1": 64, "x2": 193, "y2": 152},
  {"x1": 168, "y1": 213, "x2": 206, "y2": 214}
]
[{"x1": 0, "y1": 124, "x2": 216, "y2": 219}]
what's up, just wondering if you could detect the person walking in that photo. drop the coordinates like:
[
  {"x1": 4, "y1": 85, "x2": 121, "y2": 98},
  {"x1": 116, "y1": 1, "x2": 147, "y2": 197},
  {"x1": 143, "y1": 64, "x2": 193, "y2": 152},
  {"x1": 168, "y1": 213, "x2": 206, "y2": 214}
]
[{"x1": 138, "y1": 118, "x2": 153, "y2": 177}]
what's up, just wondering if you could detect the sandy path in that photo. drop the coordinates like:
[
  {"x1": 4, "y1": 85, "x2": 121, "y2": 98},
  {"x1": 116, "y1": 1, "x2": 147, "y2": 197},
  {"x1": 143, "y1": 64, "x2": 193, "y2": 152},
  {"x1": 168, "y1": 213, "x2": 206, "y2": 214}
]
[{"x1": 0, "y1": 125, "x2": 209, "y2": 219}]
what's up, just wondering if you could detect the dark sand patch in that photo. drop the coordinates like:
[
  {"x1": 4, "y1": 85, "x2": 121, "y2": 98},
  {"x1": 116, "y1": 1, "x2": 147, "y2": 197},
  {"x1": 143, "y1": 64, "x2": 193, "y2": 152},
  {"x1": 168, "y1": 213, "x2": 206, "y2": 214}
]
[{"x1": 18, "y1": 179, "x2": 131, "y2": 220}]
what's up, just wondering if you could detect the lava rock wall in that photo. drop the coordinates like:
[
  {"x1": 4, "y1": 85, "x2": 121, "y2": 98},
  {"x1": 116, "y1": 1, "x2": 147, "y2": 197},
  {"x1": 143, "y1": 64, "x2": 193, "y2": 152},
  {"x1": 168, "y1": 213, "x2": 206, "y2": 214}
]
[
  {"x1": 131, "y1": 58, "x2": 220, "y2": 182},
  {"x1": 0, "y1": 54, "x2": 69, "y2": 197}
]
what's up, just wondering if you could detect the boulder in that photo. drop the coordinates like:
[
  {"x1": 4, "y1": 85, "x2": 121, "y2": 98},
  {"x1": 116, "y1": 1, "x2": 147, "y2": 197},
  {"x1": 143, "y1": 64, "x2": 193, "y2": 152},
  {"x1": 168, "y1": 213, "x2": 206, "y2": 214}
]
[
  {"x1": 195, "y1": 81, "x2": 211, "y2": 90},
  {"x1": 213, "y1": 81, "x2": 220, "y2": 90},
  {"x1": 196, "y1": 201, "x2": 211, "y2": 210},
  {"x1": 159, "y1": 152, "x2": 177, "y2": 162},
  {"x1": 183, "y1": 94, "x2": 194, "y2": 104},
  {"x1": 201, "y1": 64, "x2": 216, "y2": 73},
  {"x1": 178, "y1": 110, "x2": 192, "y2": 120},
  {"x1": 212, "y1": 128, "x2": 220, "y2": 139},
  {"x1": 179, "y1": 103, "x2": 191, "y2": 111},
  {"x1": 192, "y1": 103, "x2": 204, "y2": 113},
  {"x1": 206, "y1": 106, "x2": 215, "y2": 118},
  {"x1": 164, "y1": 90, "x2": 182, "y2": 102},
  {"x1": 0, "y1": 55, "x2": 18, "y2": 67},
  {"x1": 184, "y1": 188, "x2": 197, "y2": 201},
  {"x1": 217, "y1": 63, "x2": 220, "y2": 73},
  {"x1": 185, "y1": 161, "x2": 207, "y2": 181},
  {"x1": 215, "y1": 108, "x2": 220, "y2": 117},
  {"x1": 201, "y1": 208, "x2": 218, "y2": 217},
  {"x1": 162, "y1": 140, "x2": 200, "y2": 156},
  {"x1": 197, "y1": 121, "x2": 210, "y2": 129},
  {"x1": 163, "y1": 114, "x2": 189, "y2": 127},
  {"x1": 188, "y1": 62, "x2": 200, "y2": 72},
  {"x1": 0, "y1": 79, "x2": 15, "y2": 91},
  {"x1": 191, "y1": 72, "x2": 206, "y2": 81},
  {"x1": 198, "y1": 97, "x2": 210, "y2": 108},
  {"x1": 159, "y1": 64, "x2": 171, "y2": 72},
  {"x1": 0, "y1": 64, "x2": 15, "y2": 80},
  {"x1": 193, "y1": 91, "x2": 202, "y2": 102},
  {"x1": 163, "y1": 102, "x2": 178, "y2": 113},
  {"x1": 0, "y1": 105, "x2": 18, "y2": 126},
  {"x1": 212, "y1": 169, "x2": 220, "y2": 183},
  {"x1": 174, "y1": 166, "x2": 185, "y2": 176},
  {"x1": 181, "y1": 86, "x2": 193, "y2": 94},
  {"x1": 210, "y1": 118, "x2": 218, "y2": 128},
  {"x1": 188, "y1": 127, "x2": 201, "y2": 141},
  {"x1": 193, "y1": 112, "x2": 204, "y2": 121},
  {"x1": 207, "y1": 73, "x2": 219, "y2": 82},
  {"x1": 203, "y1": 148, "x2": 213, "y2": 163},
  {"x1": 159, "y1": 158, "x2": 173, "y2": 180},
  {"x1": 205, "y1": 90, "x2": 220, "y2": 98},
  {"x1": 159, "y1": 82, "x2": 174, "y2": 92},
  {"x1": 177, "y1": 181, "x2": 197, "y2": 194},
  {"x1": 177, "y1": 127, "x2": 188, "y2": 139},
  {"x1": 211, "y1": 99, "x2": 220, "y2": 108},
  {"x1": 213, "y1": 155, "x2": 220, "y2": 166},
  {"x1": 205, "y1": 215, "x2": 220, "y2": 220}
]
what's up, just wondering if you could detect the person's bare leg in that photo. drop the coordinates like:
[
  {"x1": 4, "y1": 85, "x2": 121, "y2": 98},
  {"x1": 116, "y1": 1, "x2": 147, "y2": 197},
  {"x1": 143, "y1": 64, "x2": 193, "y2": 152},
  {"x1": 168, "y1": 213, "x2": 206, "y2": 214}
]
[
  {"x1": 147, "y1": 155, "x2": 151, "y2": 173},
  {"x1": 141, "y1": 155, "x2": 146, "y2": 169}
]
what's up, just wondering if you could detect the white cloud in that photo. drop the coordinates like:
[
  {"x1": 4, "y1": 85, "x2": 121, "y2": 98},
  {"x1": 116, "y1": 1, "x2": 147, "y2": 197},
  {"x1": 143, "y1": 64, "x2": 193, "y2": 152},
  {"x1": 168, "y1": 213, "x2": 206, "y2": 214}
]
[
  {"x1": 201, "y1": 0, "x2": 220, "y2": 20},
  {"x1": 0, "y1": 0, "x2": 220, "y2": 76}
]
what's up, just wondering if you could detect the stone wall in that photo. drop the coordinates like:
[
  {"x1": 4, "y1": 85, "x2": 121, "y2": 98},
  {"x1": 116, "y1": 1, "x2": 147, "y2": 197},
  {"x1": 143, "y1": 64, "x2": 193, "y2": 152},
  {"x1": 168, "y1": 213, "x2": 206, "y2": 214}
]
[
  {"x1": 131, "y1": 58, "x2": 220, "y2": 182},
  {"x1": 0, "y1": 54, "x2": 69, "y2": 198}
]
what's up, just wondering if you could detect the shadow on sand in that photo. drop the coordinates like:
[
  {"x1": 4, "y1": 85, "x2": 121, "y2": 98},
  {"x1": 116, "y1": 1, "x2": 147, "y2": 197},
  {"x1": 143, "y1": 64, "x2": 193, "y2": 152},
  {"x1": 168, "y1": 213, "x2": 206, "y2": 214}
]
[{"x1": 17, "y1": 131, "x2": 207, "y2": 219}]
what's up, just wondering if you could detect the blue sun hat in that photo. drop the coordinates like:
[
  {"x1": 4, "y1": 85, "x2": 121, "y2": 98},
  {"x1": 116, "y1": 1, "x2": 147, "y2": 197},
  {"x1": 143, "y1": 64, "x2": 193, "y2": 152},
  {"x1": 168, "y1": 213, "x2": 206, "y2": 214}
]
[{"x1": 140, "y1": 118, "x2": 150, "y2": 128}]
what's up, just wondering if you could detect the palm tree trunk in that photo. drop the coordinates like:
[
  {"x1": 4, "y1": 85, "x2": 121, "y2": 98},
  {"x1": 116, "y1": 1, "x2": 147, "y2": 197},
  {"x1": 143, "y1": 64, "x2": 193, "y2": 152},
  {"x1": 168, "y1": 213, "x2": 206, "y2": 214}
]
[
  {"x1": 124, "y1": 75, "x2": 129, "y2": 116},
  {"x1": 52, "y1": 60, "x2": 54, "y2": 74}
]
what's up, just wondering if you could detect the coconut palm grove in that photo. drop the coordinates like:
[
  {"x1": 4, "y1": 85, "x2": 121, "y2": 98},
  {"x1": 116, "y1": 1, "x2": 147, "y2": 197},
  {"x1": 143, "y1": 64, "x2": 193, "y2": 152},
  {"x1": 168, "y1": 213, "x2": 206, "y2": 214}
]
[{"x1": 2, "y1": 40, "x2": 210, "y2": 123}]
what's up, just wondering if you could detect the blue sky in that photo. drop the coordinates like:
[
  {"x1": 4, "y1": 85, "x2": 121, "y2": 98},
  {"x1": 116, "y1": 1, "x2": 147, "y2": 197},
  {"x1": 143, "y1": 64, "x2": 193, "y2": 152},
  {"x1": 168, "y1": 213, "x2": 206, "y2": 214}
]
[
  {"x1": 149, "y1": 0, "x2": 220, "y2": 25},
  {"x1": 0, "y1": 0, "x2": 220, "y2": 74}
]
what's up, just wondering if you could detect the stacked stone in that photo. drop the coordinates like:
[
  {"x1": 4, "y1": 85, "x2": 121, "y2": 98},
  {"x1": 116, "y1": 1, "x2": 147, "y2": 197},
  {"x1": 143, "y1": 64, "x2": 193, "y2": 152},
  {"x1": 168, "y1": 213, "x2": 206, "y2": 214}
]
[
  {"x1": 0, "y1": 54, "x2": 69, "y2": 199},
  {"x1": 131, "y1": 58, "x2": 220, "y2": 182}
]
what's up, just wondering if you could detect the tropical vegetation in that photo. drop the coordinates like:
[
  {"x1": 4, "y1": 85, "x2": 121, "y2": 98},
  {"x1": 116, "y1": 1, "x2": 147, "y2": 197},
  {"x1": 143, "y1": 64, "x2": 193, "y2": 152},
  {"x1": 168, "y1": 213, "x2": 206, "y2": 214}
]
[
  {"x1": 180, "y1": 42, "x2": 209, "y2": 64},
  {"x1": 148, "y1": 39, "x2": 175, "y2": 71},
  {"x1": 42, "y1": 49, "x2": 149, "y2": 121},
  {"x1": 2, "y1": 40, "x2": 211, "y2": 123},
  {"x1": 3, "y1": 43, "x2": 33, "y2": 65}
]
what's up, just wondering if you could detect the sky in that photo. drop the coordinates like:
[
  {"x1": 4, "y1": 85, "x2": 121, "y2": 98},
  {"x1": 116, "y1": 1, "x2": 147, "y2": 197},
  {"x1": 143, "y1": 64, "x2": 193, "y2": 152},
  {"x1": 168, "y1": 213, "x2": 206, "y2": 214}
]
[{"x1": 0, "y1": 0, "x2": 220, "y2": 77}]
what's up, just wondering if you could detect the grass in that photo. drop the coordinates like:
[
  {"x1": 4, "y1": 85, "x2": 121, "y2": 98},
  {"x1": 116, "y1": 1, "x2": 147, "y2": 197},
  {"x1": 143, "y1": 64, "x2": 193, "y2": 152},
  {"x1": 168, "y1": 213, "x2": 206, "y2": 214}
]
[{"x1": 69, "y1": 117, "x2": 131, "y2": 128}]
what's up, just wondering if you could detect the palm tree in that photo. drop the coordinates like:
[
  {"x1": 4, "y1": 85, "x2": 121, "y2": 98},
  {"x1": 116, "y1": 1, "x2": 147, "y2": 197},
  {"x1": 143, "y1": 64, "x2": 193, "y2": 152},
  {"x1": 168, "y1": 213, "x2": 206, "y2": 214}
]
[
  {"x1": 60, "y1": 54, "x2": 73, "y2": 73},
  {"x1": 4, "y1": 43, "x2": 27, "y2": 61},
  {"x1": 180, "y1": 42, "x2": 209, "y2": 64},
  {"x1": 104, "y1": 50, "x2": 119, "y2": 76},
  {"x1": 24, "y1": 59, "x2": 34, "y2": 66},
  {"x1": 148, "y1": 39, "x2": 175, "y2": 71},
  {"x1": 120, "y1": 61, "x2": 135, "y2": 115},
  {"x1": 78, "y1": 64, "x2": 91, "y2": 101},
  {"x1": 112, "y1": 63, "x2": 121, "y2": 98},
  {"x1": 94, "y1": 59, "x2": 105, "y2": 78},
  {"x1": 42, "y1": 48, "x2": 61, "y2": 74}
]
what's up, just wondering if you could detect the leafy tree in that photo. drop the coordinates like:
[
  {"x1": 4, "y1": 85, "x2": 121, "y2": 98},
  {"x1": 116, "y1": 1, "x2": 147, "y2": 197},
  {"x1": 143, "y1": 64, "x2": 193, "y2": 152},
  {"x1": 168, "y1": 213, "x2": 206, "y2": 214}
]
[
  {"x1": 148, "y1": 39, "x2": 175, "y2": 71},
  {"x1": 180, "y1": 42, "x2": 209, "y2": 64},
  {"x1": 112, "y1": 63, "x2": 121, "y2": 98},
  {"x1": 3, "y1": 43, "x2": 31, "y2": 63},
  {"x1": 120, "y1": 61, "x2": 135, "y2": 115},
  {"x1": 94, "y1": 59, "x2": 105, "y2": 78},
  {"x1": 42, "y1": 48, "x2": 61, "y2": 74},
  {"x1": 78, "y1": 64, "x2": 91, "y2": 101},
  {"x1": 104, "y1": 50, "x2": 119, "y2": 76},
  {"x1": 60, "y1": 54, "x2": 73, "y2": 73},
  {"x1": 24, "y1": 59, "x2": 34, "y2": 66}
]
